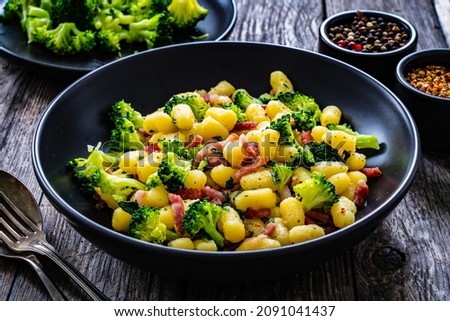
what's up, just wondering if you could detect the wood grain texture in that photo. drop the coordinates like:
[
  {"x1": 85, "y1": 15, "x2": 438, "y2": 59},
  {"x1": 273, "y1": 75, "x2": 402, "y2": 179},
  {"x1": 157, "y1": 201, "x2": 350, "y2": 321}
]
[{"x1": 1, "y1": 0, "x2": 449, "y2": 301}]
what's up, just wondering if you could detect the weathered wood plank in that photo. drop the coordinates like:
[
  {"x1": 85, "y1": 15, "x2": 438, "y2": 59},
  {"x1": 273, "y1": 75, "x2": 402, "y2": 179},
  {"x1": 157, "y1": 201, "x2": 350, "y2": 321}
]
[{"x1": 435, "y1": 0, "x2": 450, "y2": 46}]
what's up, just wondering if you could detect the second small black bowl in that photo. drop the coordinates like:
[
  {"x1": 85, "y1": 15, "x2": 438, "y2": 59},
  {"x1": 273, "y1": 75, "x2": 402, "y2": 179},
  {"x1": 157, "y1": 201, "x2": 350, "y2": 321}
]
[
  {"x1": 318, "y1": 10, "x2": 418, "y2": 89},
  {"x1": 395, "y1": 49, "x2": 450, "y2": 154}
]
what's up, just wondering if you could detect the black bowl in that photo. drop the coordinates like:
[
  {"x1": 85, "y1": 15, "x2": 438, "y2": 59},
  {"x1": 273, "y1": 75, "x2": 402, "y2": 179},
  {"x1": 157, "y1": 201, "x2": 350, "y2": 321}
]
[
  {"x1": 318, "y1": 10, "x2": 418, "y2": 90},
  {"x1": 32, "y1": 41, "x2": 420, "y2": 281},
  {"x1": 395, "y1": 49, "x2": 450, "y2": 154}
]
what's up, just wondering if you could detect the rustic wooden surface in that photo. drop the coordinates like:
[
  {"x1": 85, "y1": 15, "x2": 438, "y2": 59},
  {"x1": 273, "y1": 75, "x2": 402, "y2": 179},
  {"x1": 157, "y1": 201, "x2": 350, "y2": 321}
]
[{"x1": 1, "y1": 0, "x2": 449, "y2": 301}]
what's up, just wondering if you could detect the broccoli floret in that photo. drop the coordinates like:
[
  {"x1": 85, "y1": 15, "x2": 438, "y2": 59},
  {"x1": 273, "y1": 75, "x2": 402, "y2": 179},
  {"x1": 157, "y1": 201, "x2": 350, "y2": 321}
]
[
  {"x1": 33, "y1": 22, "x2": 96, "y2": 55},
  {"x1": 109, "y1": 100, "x2": 144, "y2": 129},
  {"x1": 276, "y1": 91, "x2": 320, "y2": 113},
  {"x1": 52, "y1": 0, "x2": 96, "y2": 31},
  {"x1": 67, "y1": 143, "x2": 118, "y2": 194},
  {"x1": 232, "y1": 89, "x2": 261, "y2": 109},
  {"x1": 21, "y1": 5, "x2": 52, "y2": 42},
  {"x1": 168, "y1": 0, "x2": 208, "y2": 30},
  {"x1": 292, "y1": 108, "x2": 321, "y2": 131},
  {"x1": 222, "y1": 102, "x2": 248, "y2": 122},
  {"x1": 125, "y1": 204, "x2": 167, "y2": 244},
  {"x1": 128, "y1": 11, "x2": 173, "y2": 48},
  {"x1": 146, "y1": 172, "x2": 163, "y2": 188},
  {"x1": 157, "y1": 151, "x2": 191, "y2": 192},
  {"x1": 305, "y1": 141, "x2": 346, "y2": 162},
  {"x1": 163, "y1": 91, "x2": 209, "y2": 121},
  {"x1": 93, "y1": 169, "x2": 148, "y2": 204},
  {"x1": 0, "y1": 0, "x2": 23, "y2": 22},
  {"x1": 270, "y1": 113, "x2": 296, "y2": 146},
  {"x1": 158, "y1": 138, "x2": 189, "y2": 159},
  {"x1": 110, "y1": 117, "x2": 145, "y2": 152},
  {"x1": 327, "y1": 123, "x2": 380, "y2": 150},
  {"x1": 130, "y1": 0, "x2": 170, "y2": 20},
  {"x1": 270, "y1": 163, "x2": 294, "y2": 194},
  {"x1": 270, "y1": 114, "x2": 315, "y2": 168},
  {"x1": 182, "y1": 199, "x2": 225, "y2": 246},
  {"x1": 293, "y1": 172, "x2": 339, "y2": 212}
]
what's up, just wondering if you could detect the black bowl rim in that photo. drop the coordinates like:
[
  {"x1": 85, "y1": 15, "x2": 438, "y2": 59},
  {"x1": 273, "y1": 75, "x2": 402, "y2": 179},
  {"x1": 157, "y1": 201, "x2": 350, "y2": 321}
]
[
  {"x1": 32, "y1": 40, "x2": 421, "y2": 260},
  {"x1": 396, "y1": 48, "x2": 450, "y2": 102},
  {"x1": 319, "y1": 9, "x2": 418, "y2": 57}
]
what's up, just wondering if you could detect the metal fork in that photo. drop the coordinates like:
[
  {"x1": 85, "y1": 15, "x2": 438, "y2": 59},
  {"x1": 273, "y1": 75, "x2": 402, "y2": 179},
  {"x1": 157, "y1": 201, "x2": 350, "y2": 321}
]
[
  {"x1": 0, "y1": 194, "x2": 109, "y2": 301},
  {"x1": 0, "y1": 242, "x2": 65, "y2": 300}
]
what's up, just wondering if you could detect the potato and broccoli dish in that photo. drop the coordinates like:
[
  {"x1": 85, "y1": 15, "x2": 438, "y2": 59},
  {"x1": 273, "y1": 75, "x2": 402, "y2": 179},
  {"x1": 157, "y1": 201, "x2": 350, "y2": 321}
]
[{"x1": 67, "y1": 70, "x2": 382, "y2": 251}]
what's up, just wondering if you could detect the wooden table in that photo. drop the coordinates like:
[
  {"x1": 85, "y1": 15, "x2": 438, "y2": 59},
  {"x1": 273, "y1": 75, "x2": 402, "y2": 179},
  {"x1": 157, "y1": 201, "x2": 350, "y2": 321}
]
[{"x1": 1, "y1": 0, "x2": 449, "y2": 301}]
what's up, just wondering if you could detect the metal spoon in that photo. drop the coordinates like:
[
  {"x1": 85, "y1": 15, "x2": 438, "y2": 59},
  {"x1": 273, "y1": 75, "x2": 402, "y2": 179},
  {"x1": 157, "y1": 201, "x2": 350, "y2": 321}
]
[
  {"x1": 0, "y1": 243, "x2": 65, "y2": 300},
  {"x1": 0, "y1": 170, "x2": 108, "y2": 301}
]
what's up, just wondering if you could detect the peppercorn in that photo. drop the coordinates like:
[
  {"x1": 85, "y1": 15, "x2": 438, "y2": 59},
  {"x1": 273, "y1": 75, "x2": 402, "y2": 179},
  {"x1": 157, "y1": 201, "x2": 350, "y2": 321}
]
[
  {"x1": 405, "y1": 65, "x2": 450, "y2": 98},
  {"x1": 327, "y1": 11, "x2": 410, "y2": 53}
]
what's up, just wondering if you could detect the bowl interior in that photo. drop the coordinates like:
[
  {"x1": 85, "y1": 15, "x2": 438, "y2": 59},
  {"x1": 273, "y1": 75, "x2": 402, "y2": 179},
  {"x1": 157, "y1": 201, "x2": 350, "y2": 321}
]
[{"x1": 32, "y1": 42, "x2": 420, "y2": 278}]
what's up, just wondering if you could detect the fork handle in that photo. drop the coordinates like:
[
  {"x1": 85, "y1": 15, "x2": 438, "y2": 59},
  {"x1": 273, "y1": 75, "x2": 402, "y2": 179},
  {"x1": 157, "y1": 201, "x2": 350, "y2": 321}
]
[
  {"x1": 26, "y1": 254, "x2": 66, "y2": 301},
  {"x1": 31, "y1": 241, "x2": 109, "y2": 301}
]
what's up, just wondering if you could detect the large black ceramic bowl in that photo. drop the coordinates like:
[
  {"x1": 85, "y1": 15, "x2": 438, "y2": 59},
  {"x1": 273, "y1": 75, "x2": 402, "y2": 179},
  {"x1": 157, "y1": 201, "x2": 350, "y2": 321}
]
[
  {"x1": 318, "y1": 10, "x2": 418, "y2": 90},
  {"x1": 395, "y1": 48, "x2": 450, "y2": 154},
  {"x1": 32, "y1": 41, "x2": 420, "y2": 281}
]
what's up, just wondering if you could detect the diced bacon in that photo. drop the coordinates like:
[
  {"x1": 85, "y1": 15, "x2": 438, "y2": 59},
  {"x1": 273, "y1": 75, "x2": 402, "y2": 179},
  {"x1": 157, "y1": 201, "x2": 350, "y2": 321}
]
[
  {"x1": 234, "y1": 156, "x2": 269, "y2": 181},
  {"x1": 305, "y1": 210, "x2": 332, "y2": 224},
  {"x1": 233, "y1": 121, "x2": 258, "y2": 131},
  {"x1": 354, "y1": 180, "x2": 369, "y2": 207},
  {"x1": 360, "y1": 167, "x2": 383, "y2": 178},
  {"x1": 279, "y1": 184, "x2": 292, "y2": 201},
  {"x1": 201, "y1": 186, "x2": 227, "y2": 204},
  {"x1": 168, "y1": 193, "x2": 186, "y2": 235},
  {"x1": 132, "y1": 190, "x2": 146, "y2": 206},
  {"x1": 300, "y1": 130, "x2": 314, "y2": 146},
  {"x1": 144, "y1": 142, "x2": 160, "y2": 153},
  {"x1": 186, "y1": 135, "x2": 203, "y2": 149},
  {"x1": 246, "y1": 207, "x2": 272, "y2": 219},
  {"x1": 242, "y1": 141, "x2": 260, "y2": 159},
  {"x1": 262, "y1": 222, "x2": 277, "y2": 236},
  {"x1": 218, "y1": 133, "x2": 240, "y2": 147},
  {"x1": 176, "y1": 188, "x2": 202, "y2": 200}
]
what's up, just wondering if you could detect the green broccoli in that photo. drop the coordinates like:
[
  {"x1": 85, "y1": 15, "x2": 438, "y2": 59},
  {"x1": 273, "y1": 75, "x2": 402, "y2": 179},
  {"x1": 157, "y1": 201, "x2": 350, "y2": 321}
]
[
  {"x1": 33, "y1": 22, "x2": 96, "y2": 55},
  {"x1": 305, "y1": 141, "x2": 346, "y2": 163},
  {"x1": 145, "y1": 172, "x2": 163, "y2": 188},
  {"x1": 327, "y1": 123, "x2": 380, "y2": 150},
  {"x1": 163, "y1": 92, "x2": 209, "y2": 121},
  {"x1": 128, "y1": 11, "x2": 173, "y2": 48},
  {"x1": 92, "y1": 169, "x2": 148, "y2": 204},
  {"x1": 276, "y1": 91, "x2": 321, "y2": 113},
  {"x1": 109, "y1": 100, "x2": 144, "y2": 129},
  {"x1": 158, "y1": 138, "x2": 189, "y2": 159},
  {"x1": 232, "y1": 89, "x2": 262, "y2": 109},
  {"x1": 270, "y1": 113, "x2": 296, "y2": 146},
  {"x1": 20, "y1": 4, "x2": 52, "y2": 43},
  {"x1": 222, "y1": 102, "x2": 248, "y2": 122},
  {"x1": 67, "y1": 143, "x2": 118, "y2": 194},
  {"x1": 293, "y1": 172, "x2": 339, "y2": 212},
  {"x1": 167, "y1": 0, "x2": 208, "y2": 30},
  {"x1": 292, "y1": 108, "x2": 321, "y2": 131},
  {"x1": 269, "y1": 113, "x2": 315, "y2": 168},
  {"x1": 124, "y1": 204, "x2": 167, "y2": 244},
  {"x1": 270, "y1": 163, "x2": 294, "y2": 194},
  {"x1": 182, "y1": 199, "x2": 225, "y2": 247},
  {"x1": 110, "y1": 117, "x2": 145, "y2": 152},
  {"x1": 51, "y1": 0, "x2": 96, "y2": 31},
  {"x1": 157, "y1": 151, "x2": 191, "y2": 192},
  {"x1": 0, "y1": 0, "x2": 23, "y2": 22}
]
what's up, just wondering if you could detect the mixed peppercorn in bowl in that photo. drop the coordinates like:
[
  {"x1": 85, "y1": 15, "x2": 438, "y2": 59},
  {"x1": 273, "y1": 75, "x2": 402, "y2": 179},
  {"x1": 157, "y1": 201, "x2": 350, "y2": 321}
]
[{"x1": 318, "y1": 10, "x2": 418, "y2": 89}]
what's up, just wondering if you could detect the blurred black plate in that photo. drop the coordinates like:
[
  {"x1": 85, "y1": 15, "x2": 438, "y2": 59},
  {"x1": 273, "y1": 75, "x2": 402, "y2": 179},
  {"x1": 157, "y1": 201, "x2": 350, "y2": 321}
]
[{"x1": 0, "y1": 0, "x2": 236, "y2": 76}]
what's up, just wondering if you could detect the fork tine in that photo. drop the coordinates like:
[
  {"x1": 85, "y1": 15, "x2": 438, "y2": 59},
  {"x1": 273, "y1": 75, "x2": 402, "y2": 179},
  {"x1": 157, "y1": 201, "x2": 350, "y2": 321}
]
[
  {"x1": 0, "y1": 229, "x2": 17, "y2": 247},
  {"x1": 0, "y1": 191, "x2": 40, "y2": 232},
  {"x1": 0, "y1": 203, "x2": 31, "y2": 237}
]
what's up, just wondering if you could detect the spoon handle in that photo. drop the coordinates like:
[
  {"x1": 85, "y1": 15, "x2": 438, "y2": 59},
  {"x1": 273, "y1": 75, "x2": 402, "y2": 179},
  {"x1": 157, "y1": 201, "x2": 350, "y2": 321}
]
[
  {"x1": 31, "y1": 241, "x2": 109, "y2": 301},
  {"x1": 25, "y1": 254, "x2": 66, "y2": 301}
]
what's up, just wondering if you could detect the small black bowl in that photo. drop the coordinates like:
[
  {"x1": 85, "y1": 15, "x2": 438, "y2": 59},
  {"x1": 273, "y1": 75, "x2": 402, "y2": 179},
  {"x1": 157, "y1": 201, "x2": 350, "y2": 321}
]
[
  {"x1": 32, "y1": 41, "x2": 420, "y2": 281},
  {"x1": 319, "y1": 10, "x2": 418, "y2": 89},
  {"x1": 395, "y1": 49, "x2": 450, "y2": 154}
]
